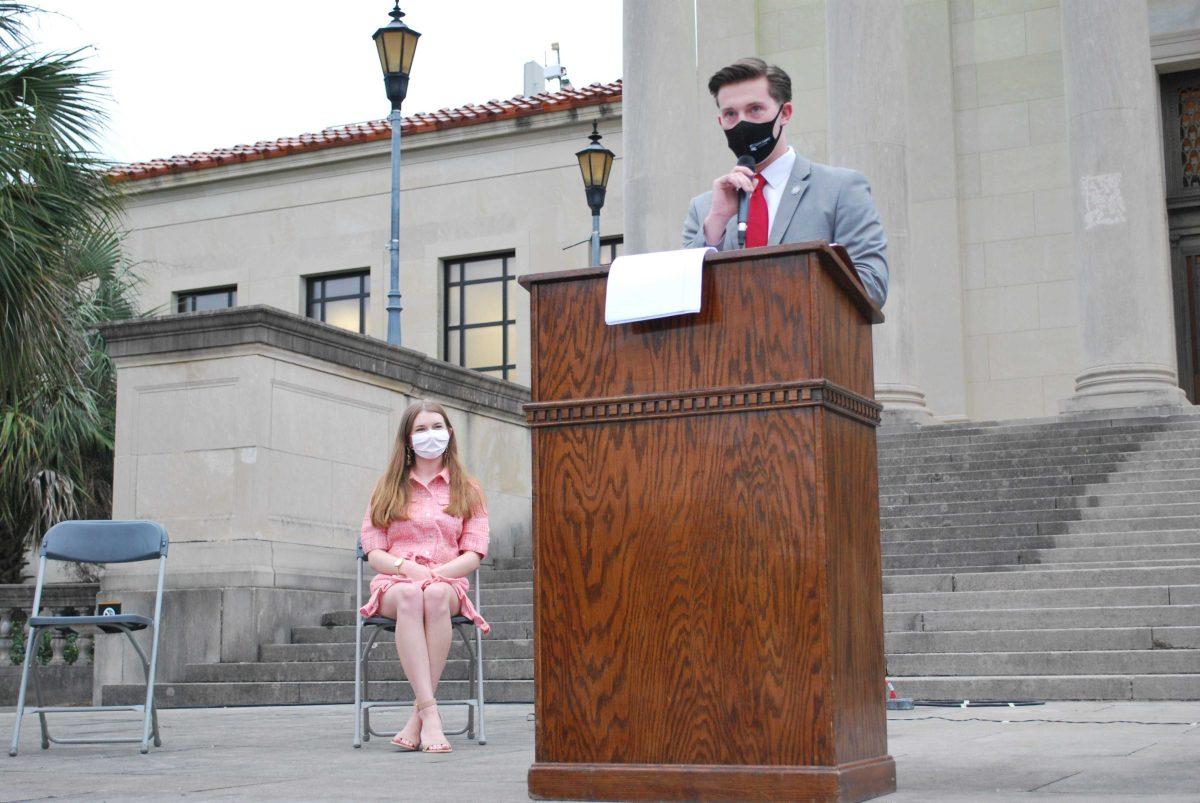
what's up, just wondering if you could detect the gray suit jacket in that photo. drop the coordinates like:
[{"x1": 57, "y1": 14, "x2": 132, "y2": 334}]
[{"x1": 682, "y1": 154, "x2": 889, "y2": 307}]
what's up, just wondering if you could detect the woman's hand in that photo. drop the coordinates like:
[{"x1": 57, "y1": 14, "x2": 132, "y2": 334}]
[{"x1": 402, "y1": 561, "x2": 433, "y2": 582}]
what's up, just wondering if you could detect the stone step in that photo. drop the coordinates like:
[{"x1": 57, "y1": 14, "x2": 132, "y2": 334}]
[
  {"x1": 883, "y1": 584, "x2": 1186, "y2": 613},
  {"x1": 885, "y1": 604, "x2": 1200, "y2": 633},
  {"x1": 878, "y1": 413, "x2": 1200, "y2": 444},
  {"x1": 880, "y1": 459, "x2": 1200, "y2": 486},
  {"x1": 883, "y1": 543, "x2": 1200, "y2": 571},
  {"x1": 487, "y1": 557, "x2": 535, "y2": 570},
  {"x1": 879, "y1": 462, "x2": 1200, "y2": 489},
  {"x1": 882, "y1": 501, "x2": 1200, "y2": 529},
  {"x1": 881, "y1": 488, "x2": 1200, "y2": 517},
  {"x1": 878, "y1": 426, "x2": 1200, "y2": 458},
  {"x1": 877, "y1": 441, "x2": 1190, "y2": 470},
  {"x1": 880, "y1": 473, "x2": 1200, "y2": 500},
  {"x1": 881, "y1": 530, "x2": 1200, "y2": 556},
  {"x1": 886, "y1": 626, "x2": 1176, "y2": 654},
  {"x1": 883, "y1": 557, "x2": 1200, "y2": 575},
  {"x1": 184, "y1": 658, "x2": 534, "y2": 683},
  {"x1": 882, "y1": 565, "x2": 1200, "y2": 594},
  {"x1": 261, "y1": 639, "x2": 534, "y2": 663},
  {"x1": 881, "y1": 477, "x2": 1200, "y2": 506},
  {"x1": 886, "y1": 649, "x2": 1200, "y2": 676},
  {"x1": 474, "y1": 568, "x2": 533, "y2": 584},
  {"x1": 882, "y1": 674, "x2": 1200, "y2": 701},
  {"x1": 883, "y1": 514, "x2": 1200, "y2": 540},
  {"x1": 102, "y1": 679, "x2": 535, "y2": 708}
]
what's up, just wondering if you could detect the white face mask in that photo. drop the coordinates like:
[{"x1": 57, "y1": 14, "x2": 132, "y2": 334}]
[{"x1": 411, "y1": 428, "x2": 451, "y2": 460}]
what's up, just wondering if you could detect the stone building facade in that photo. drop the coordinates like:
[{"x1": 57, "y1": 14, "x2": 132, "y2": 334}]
[
  {"x1": 623, "y1": 0, "x2": 1200, "y2": 423},
  {"x1": 112, "y1": 1, "x2": 1200, "y2": 426}
]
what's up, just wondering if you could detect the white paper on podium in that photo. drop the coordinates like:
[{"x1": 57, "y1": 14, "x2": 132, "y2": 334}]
[{"x1": 604, "y1": 247, "x2": 714, "y2": 325}]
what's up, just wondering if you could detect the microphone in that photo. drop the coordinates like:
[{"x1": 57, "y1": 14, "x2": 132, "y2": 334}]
[{"x1": 735, "y1": 154, "x2": 757, "y2": 249}]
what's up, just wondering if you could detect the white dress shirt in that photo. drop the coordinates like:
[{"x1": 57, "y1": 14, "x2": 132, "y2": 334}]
[{"x1": 758, "y1": 146, "x2": 796, "y2": 237}]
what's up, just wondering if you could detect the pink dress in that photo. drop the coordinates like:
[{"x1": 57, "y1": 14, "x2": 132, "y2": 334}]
[{"x1": 358, "y1": 469, "x2": 490, "y2": 633}]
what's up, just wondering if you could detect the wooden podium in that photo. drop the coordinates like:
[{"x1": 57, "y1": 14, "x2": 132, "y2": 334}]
[{"x1": 519, "y1": 243, "x2": 895, "y2": 802}]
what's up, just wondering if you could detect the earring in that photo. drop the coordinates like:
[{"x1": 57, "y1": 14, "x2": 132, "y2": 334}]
[{"x1": 405, "y1": 446, "x2": 414, "y2": 465}]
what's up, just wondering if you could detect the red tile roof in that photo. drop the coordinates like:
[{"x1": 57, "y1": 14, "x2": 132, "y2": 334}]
[{"x1": 109, "y1": 80, "x2": 622, "y2": 184}]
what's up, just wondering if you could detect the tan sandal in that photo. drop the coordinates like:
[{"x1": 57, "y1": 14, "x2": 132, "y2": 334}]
[
  {"x1": 390, "y1": 733, "x2": 419, "y2": 751},
  {"x1": 416, "y1": 699, "x2": 453, "y2": 754}
]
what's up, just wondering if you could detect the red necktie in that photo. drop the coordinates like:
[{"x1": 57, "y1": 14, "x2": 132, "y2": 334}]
[{"x1": 745, "y1": 175, "x2": 768, "y2": 248}]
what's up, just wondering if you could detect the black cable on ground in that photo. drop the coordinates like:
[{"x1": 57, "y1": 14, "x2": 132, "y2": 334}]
[
  {"x1": 889, "y1": 715, "x2": 1200, "y2": 726},
  {"x1": 914, "y1": 699, "x2": 1045, "y2": 708}
]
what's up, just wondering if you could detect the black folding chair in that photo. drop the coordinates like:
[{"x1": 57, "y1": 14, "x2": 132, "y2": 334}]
[
  {"x1": 352, "y1": 541, "x2": 486, "y2": 748},
  {"x1": 9, "y1": 520, "x2": 168, "y2": 756}
]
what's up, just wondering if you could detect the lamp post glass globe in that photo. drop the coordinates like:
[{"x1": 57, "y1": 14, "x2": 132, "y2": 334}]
[
  {"x1": 373, "y1": 2, "x2": 421, "y2": 109},
  {"x1": 576, "y1": 122, "x2": 615, "y2": 266}
]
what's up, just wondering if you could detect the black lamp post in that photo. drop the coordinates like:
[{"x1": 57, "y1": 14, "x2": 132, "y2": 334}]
[
  {"x1": 373, "y1": 2, "x2": 420, "y2": 346},
  {"x1": 576, "y1": 122, "x2": 615, "y2": 266}
]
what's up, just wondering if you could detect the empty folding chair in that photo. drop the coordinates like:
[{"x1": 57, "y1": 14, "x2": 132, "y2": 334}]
[
  {"x1": 352, "y1": 541, "x2": 486, "y2": 748},
  {"x1": 9, "y1": 520, "x2": 168, "y2": 756}
]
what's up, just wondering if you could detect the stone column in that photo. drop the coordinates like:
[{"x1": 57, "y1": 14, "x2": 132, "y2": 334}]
[
  {"x1": 623, "y1": 0, "x2": 702, "y2": 255},
  {"x1": 826, "y1": 0, "x2": 932, "y2": 422},
  {"x1": 1059, "y1": 0, "x2": 1188, "y2": 412},
  {"x1": 622, "y1": 0, "x2": 756, "y2": 255}
]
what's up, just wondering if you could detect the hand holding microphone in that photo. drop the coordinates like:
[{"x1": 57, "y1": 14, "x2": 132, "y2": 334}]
[
  {"x1": 734, "y1": 154, "x2": 757, "y2": 248},
  {"x1": 702, "y1": 156, "x2": 758, "y2": 247}
]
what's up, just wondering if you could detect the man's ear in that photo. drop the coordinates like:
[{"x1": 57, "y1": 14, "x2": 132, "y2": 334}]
[{"x1": 779, "y1": 101, "x2": 794, "y2": 127}]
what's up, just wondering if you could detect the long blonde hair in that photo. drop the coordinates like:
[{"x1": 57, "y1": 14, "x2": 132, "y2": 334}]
[{"x1": 369, "y1": 400, "x2": 482, "y2": 528}]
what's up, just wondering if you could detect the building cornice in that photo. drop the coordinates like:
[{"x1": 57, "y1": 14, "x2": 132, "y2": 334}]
[
  {"x1": 109, "y1": 80, "x2": 622, "y2": 192},
  {"x1": 97, "y1": 306, "x2": 530, "y2": 417},
  {"x1": 115, "y1": 102, "x2": 621, "y2": 196}
]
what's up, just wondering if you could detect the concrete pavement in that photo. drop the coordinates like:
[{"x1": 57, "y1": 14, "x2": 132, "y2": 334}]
[{"x1": 2, "y1": 702, "x2": 1198, "y2": 801}]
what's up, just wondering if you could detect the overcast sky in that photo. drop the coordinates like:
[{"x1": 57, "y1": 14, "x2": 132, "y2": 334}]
[{"x1": 28, "y1": 1, "x2": 622, "y2": 165}]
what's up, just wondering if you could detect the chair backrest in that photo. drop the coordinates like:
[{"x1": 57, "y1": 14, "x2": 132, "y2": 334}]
[{"x1": 41, "y1": 520, "x2": 168, "y2": 564}]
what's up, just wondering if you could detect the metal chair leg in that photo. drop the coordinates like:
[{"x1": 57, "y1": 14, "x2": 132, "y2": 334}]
[
  {"x1": 8, "y1": 622, "x2": 38, "y2": 757},
  {"x1": 475, "y1": 624, "x2": 486, "y2": 745},
  {"x1": 459, "y1": 626, "x2": 476, "y2": 740},
  {"x1": 29, "y1": 632, "x2": 50, "y2": 750},
  {"x1": 354, "y1": 621, "x2": 363, "y2": 748}
]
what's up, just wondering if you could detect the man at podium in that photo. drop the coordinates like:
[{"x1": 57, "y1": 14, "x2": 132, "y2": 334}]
[{"x1": 682, "y1": 57, "x2": 890, "y2": 308}]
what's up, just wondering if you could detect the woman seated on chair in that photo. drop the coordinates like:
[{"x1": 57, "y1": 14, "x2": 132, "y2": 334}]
[{"x1": 359, "y1": 399, "x2": 490, "y2": 754}]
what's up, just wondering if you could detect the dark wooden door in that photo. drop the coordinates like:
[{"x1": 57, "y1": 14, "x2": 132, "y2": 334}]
[{"x1": 1161, "y1": 69, "x2": 1200, "y2": 404}]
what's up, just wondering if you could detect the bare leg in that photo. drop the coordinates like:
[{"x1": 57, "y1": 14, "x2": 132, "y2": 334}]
[
  {"x1": 380, "y1": 583, "x2": 428, "y2": 746},
  {"x1": 418, "y1": 583, "x2": 460, "y2": 748}
]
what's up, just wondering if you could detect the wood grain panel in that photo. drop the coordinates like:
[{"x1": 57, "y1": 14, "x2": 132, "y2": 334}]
[
  {"x1": 523, "y1": 243, "x2": 894, "y2": 801},
  {"x1": 526, "y1": 248, "x2": 876, "y2": 403},
  {"x1": 528, "y1": 756, "x2": 897, "y2": 801},
  {"x1": 533, "y1": 410, "x2": 827, "y2": 766},
  {"x1": 525, "y1": 380, "x2": 881, "y2": 429},
  {"x1": 818, "y1": 410, "x2": 889, "y2": 764}
]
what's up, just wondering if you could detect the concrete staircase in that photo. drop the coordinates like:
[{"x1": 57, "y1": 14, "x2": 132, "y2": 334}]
[
  {"x1": 879, "y1": 411, "x2": 1200, "y2": 701},
  {"x1": 105, "y1": 411, "x2": 1200, "y2": 707}
]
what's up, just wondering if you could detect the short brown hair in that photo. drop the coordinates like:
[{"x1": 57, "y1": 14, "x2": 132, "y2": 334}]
[{"x1": 708, "y1": 58, "x2": 792, "y2": 105}]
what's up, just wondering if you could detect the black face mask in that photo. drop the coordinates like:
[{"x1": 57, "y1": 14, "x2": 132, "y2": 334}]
[{"x1": 723, "y1": 107, "x2": 784, "y2": 164}]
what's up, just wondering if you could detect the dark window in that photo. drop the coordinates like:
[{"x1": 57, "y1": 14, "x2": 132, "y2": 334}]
[
  {"x1": 1161, "y1": 70, "x2": 1200, "y2": 202},
  {"x1": 307, "y1": 270, "x2": 369, "y2": 334},
  {"x1": 176, "y1": 286, "x2": 236, "y2": 313},
  {"x1": 443, "y1": 253, "x2": 516, "y2": 380},
  {"x1": 601, "y1": 235, "x2": 623, "y2": 264}
]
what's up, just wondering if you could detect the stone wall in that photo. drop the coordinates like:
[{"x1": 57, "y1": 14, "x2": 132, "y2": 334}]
[
  {"x1": 93, "y1": 307, "x2": 531, "y2": 693},
  {"x1": 952, "y1": 0, "x2": 1079, "y2": 420},
  {"x1": 116, "y1": 106, "x2": 622, "y2": 389}
]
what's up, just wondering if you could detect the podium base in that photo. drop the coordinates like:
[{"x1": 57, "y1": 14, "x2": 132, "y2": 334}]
[{"x1": 528, "y1": 755, "x2": 896, "y2": 802}]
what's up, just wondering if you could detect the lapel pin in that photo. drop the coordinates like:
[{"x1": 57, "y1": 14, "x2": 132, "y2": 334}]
[{"x1": 791, "y1": 186, "x2": 800, "y2": 194}]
